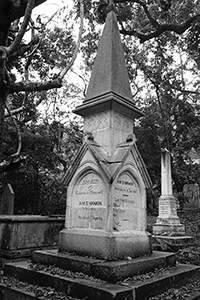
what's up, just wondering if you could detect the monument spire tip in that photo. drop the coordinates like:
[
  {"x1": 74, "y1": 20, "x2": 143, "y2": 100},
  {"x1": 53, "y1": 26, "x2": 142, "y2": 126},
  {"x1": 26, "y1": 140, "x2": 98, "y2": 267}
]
[{"x1": 107, "y1": 0, "x2": 117, "y2": 13}]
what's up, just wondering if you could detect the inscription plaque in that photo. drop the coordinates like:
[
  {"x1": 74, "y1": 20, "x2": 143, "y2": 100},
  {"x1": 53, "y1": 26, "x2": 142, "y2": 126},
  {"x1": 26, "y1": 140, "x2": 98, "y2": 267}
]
[
  {"x1": 72, "y1": 173, "x2": 106, "y2": 230},
  {"x1": 159, "y1": 199, "x2": 177, "y2": 216},
  {"x1": 113, "y1": 173, "x2": 140, "y2": 231}
]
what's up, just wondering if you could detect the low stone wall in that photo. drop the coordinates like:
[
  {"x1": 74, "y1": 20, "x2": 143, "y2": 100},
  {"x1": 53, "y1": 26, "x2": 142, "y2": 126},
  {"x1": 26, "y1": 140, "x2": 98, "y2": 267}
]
[{"x1": 0, "y1": 215, "x2": 64, "y2": 259}]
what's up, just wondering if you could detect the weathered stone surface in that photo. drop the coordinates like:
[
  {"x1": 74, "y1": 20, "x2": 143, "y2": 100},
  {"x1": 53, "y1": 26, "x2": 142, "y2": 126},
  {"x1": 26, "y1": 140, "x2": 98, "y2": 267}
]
[
  {"x1": 32, "y1": 249, "x2": 103, "y2": 276},
  {"x1": 3, "y1": 259, "x2": 200, "y2": 300},
  {"x1": 84, "y1": 110, "x2": 135, "y2": 156},
  {"x1": 0, "y1": 283, "x2": 43, "y2": 300},
  {"x1": 60, "y1": 137, "x2": 152, "y2": 260},
  {"x1": 60, "y1": 2, "x2": 152, "y2": 261},
  {"x1": 0, "y1": 216, "x2": 64, "y2": 258},
  {"x1": 4, "y1": 260, "x2": 133, "y2": 300},
  {"x1": 153, "y1": 149, "x2": 185, "y2": 236},
  {"x1": 32, "y1": 249, "x2": 176, "y2": 283},
  {"x1": 123, "y1": 264, "x2": 200, "y2": 300},
  {"x1": 59, "y1": 229, "x2": 152, "y2": 261},
  {"x1": 0, "y1": 183, "x2": 14, "y2": 215},
  {"x1": 183, "y1": 183, "x2": 200, "y2": 210},
  {"x1": 80, "y1": 10, "x2": 134, "y2": 103},
  {"x1": 153, "y1": 236, "x2": 195, "y2": 251}
]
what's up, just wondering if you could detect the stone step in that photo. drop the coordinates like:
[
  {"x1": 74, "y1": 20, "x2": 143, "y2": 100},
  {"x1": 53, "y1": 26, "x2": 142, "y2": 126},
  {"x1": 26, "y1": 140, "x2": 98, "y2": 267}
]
[
  {"x1": 32, "y1": 249, "x2": 176, "y2": 283},
  {"x1": 0, "y1": 282, "x2": 44, "y2": 300},
  {"x1": 3, "y1": 260, "x2": 133, "y2": 300},
  {"x1": 123, "y1": 263, "x2": 200, "y2": 300},
  {"x1": 0, "y1": 278, "x2": 82, "y2": 300},
  {"x1": 3, "y1": 260, "x2": 200, "y2": 300}
]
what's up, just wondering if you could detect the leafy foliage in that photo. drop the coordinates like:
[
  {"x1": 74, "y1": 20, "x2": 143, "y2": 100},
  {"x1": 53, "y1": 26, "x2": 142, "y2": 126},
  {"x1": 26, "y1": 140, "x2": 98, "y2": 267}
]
[{"x1": 0, "y1": 121, "x2": 83, "y2": 215}]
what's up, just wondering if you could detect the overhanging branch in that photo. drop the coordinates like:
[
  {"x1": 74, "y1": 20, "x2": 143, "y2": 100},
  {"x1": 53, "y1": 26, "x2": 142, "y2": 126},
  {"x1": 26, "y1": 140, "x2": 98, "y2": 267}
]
[
  {"x1": 9, "y1": 77, "x2": 62, "y2": 93},
  {"x1": 9, "y1": 0, "x2": 46, "y2": 22},
  {"x1": 120, "y1": 14, "x2": 200, "y2": 43},
  {"x1": 7, "y1": 0, "x2": 35, "y2": 56},
  {"x1": 59, "y1": 0, "x2": 84, "y2": 79}
]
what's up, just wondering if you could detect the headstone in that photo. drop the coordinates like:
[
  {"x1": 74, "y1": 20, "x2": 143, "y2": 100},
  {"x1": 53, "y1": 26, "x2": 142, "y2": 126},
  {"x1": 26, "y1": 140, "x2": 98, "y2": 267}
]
[
  {"x1": 153, "y1": 149, "x2": 185, "y2": 236},
  {"x1": 183, "y1": 183, "x2": 200, "y2": 210},
  {"x1": 0, "y1": 183, "x2": 14, "y2": 215}
]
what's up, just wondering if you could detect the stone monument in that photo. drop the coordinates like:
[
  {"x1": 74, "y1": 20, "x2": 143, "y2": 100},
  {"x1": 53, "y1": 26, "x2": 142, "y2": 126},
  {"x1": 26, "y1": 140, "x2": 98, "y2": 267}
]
[
  {"x1": 4, "y1": 4, "x2": 200, "y2": 298},
  {"x1": 0, "y1": 183, "x2": 14, "y2": 215},
  {"x1": 183, "y1": 183, "x2": 200, "y2": 210},
  {"x1": 59, "y1": 1, "x2": 152, "y2": 260},
  {"x1": 153, "y1": 149, "x2": 194, "y2": 250},
  {"x1": 153, "y1": 149, "x2": 185, "y2": 236}
]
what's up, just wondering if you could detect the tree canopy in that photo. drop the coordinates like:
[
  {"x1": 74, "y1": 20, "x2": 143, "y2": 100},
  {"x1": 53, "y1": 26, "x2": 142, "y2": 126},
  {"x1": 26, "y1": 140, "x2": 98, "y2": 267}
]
[
  {"x1": 0, "y1": 0, "x2": 84, "y2": 170},
  {"x1": 1, "y1": 0, "x2": 200, "y2": 212}
]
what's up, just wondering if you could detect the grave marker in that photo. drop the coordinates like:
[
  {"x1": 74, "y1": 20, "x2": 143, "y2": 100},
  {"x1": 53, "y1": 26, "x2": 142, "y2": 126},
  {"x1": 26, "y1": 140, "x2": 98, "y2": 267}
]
[
  {"x1": 183, "y1": 183, "x2": 200, "y2": 210},
  {"x1": 59, "y1": 3, "x2": 152, "y2": 260},
  {"x1": 153, "y1": 149, "x2": 185, "y2": 236},
  {"x1": 0, "y1": 183, "x2": 14, "y2": 215}
]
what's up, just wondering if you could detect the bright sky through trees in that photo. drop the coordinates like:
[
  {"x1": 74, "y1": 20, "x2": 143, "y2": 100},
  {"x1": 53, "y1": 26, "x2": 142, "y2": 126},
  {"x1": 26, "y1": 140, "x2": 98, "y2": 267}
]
[{"x1": 33, "y1": 0, "x2": 71, "y2": 16}]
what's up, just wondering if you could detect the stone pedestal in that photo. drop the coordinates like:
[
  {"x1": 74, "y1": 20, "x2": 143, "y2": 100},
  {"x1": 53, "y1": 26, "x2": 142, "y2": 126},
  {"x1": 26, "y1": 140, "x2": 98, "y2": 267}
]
[
  {"x1": 153, "y1": 235, "x2": 195, "y2": 252},
  {"x1": 59, "y1": 142, "x2": 152, "y2": 260},
  {"x1": 153, "y1": 195, "x2": 185, "y2": 236}
]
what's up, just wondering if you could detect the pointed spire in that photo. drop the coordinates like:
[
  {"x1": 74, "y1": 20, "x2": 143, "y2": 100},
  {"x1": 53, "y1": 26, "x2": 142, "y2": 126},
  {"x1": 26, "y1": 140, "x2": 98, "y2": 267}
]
[
  {"x1": 84, "y1": 1, "x2": 133, "y2": 102},
  {"x1": 74, "y1": 0, "x2": 143, "y2": 120},
  {"x1": 107, "y1": 0, "x2": 116, "y2": 11}
]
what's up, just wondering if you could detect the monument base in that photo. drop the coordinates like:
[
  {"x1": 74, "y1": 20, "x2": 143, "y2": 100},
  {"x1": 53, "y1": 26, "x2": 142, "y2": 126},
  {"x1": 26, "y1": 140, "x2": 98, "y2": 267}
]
[
  {"x1": 59, "y1": 228, "x2": 152, "y2": 260},
  {"x1": 32, "y1": 249, "x2": 176, "y2": 283},
  {"x1": 153, "y1": 235, "x2": 195, "y2": 252},
  {"x1": 153, "y1": 194, "x2": 186, "y2": 236},
  {"x1": 153, "y1": 223, "x2": 185, "y2": 236}
]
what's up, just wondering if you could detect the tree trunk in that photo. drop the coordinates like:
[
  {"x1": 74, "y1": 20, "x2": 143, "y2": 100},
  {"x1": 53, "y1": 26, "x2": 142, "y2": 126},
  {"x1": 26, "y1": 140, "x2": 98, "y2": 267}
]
[
  {"x1": 0, "y1": 93, "x2": 6, "y2": 159},
  {"x1": 0, "y1": 46, "x2": 7, "y2": 159}
]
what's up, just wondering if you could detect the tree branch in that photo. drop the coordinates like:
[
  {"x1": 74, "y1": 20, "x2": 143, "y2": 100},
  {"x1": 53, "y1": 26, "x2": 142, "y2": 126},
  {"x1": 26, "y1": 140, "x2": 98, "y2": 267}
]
[
  {"x1": 120, "y1": 14, "x2": 200, "y2": 43},
  {"x1": 59, "y1": 0, "x2": 84, "y2": 80},
  {"x1": 5, "y1": 106, "x2": 26, "y2": 118},
  {"x1": 7, "y1": 0, "x2": 35, "y2": 56},
  {"x1": 7, "y1": 36, "x2": 39, "y2": 62},
  {"x1": 9, "y1": 77, "x2": 62, "y2": 93},
  {"x1": 115, "y1": 0, "x2": 159, "y2": 28},
  {"x1": 9, "y1": 0, "x2": 46, "y2": 22},
  {"x1": 133, "y1": 0, "x2": 159, "y2": 29}
]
